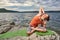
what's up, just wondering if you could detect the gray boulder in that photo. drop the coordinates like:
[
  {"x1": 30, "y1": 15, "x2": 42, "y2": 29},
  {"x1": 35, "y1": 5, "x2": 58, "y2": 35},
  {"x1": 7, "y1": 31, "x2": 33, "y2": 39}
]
[
  {"x1": 0, "y1": 22, "x2": 15, "y2": 34},
  {"x1": 0, "y1": 24, "x2": 13, "y2": 34}
]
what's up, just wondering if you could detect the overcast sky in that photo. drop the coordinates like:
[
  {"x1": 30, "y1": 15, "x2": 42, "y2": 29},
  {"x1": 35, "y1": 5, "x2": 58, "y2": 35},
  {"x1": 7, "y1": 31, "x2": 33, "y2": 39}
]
[{"x1": 0, "y1": 0, "x2": 60, "y2": 11}]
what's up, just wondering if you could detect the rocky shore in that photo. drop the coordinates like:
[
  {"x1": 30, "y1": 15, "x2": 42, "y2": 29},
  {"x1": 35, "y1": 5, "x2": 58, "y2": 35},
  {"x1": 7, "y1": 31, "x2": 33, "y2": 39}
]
[
  {"x1": 0, "y1": 20, "x2": 60, "y2": 40},
  {"x1": 0, "y1": 31, "x2": 59, "y2": 40},
  {"x1": 16, "y1": 32, "x2": 59, "y2": 40}
]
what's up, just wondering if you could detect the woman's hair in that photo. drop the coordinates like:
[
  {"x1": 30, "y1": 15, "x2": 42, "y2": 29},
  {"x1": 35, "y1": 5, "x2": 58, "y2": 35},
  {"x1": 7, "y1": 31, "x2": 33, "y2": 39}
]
[{"x1": 41, "y1": 14, "x2": 50, "y2": 21}]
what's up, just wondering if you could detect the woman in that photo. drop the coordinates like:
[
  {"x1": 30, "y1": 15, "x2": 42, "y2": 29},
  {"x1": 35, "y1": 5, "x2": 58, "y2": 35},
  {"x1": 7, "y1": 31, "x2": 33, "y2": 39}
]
[{"x1": 27, "y1": 7, "x2": 50, "y2": 36}]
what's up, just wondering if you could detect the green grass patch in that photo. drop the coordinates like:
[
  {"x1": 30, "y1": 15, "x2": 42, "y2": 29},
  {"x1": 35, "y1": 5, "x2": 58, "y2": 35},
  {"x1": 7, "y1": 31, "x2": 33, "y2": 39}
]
[
  {"x1": 0, "y1": 29, "x2": 54, "y2": 39},
  {"x1": 36, "y1": 29, "x2": 54, "y2": 36},
  {"x1": 0, "y1": 29, "x2": 27, "y2": 39}
]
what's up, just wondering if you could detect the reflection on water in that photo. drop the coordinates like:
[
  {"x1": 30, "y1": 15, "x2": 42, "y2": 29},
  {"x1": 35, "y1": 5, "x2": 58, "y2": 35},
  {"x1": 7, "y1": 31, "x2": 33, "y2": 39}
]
[{"x1": 0, "y1": 12, "x2": 60, "y2": 34}]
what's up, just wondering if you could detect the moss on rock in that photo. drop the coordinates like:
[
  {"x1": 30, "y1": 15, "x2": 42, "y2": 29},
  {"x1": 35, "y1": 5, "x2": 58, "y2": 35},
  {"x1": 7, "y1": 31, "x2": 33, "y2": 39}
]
[{"x1": 0, "y1": 29, "x2": 55, "y2": 39}]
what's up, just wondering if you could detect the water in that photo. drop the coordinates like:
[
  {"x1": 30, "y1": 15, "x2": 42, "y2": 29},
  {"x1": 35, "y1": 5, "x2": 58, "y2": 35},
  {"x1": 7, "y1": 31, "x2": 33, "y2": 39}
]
[{"x1": 0, "y1": 12, "x2": 60, "y2": 34}]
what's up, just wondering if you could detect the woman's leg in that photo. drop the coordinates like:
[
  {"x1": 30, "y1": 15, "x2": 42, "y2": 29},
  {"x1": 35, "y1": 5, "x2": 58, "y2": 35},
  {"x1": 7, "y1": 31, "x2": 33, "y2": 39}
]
[
  {"x1": 27, "y1": 25, "x2": 35, "y2": 36},
  {"x1": 35, "y1": 27, "x2": 47, "y2": 32},
  {"x1": 27, "y1": 29, "x2": 35, "y2": 35}
]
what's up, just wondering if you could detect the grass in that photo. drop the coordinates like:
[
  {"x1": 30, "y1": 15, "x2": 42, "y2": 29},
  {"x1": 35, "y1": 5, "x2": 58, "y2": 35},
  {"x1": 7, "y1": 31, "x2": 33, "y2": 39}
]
[
  {"x1": 36, "y1": 29, "x2": 54, "y2": 36},
  {"x1": 0, "y1": 29, "x2": 54, "y2": 39},
  {"x1": 0, "y1": 29, "x2": 27, "y2": 39}
]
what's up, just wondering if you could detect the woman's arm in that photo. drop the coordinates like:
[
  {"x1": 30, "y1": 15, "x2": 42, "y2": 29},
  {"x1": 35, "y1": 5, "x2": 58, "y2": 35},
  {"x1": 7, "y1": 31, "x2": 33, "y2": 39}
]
[
  {"x1": 42, "y1": 20, "x2": 47, "y2": 28},
  {"x1": 39, "y1": 7, "x2": 45, "y2": 15}
]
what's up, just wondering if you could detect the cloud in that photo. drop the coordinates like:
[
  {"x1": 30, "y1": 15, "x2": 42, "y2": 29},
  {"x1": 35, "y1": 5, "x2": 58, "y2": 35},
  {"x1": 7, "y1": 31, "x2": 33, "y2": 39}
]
[
  {"x1": 24, "y1": 1, "x2": 34, "y2": 6},
  {"x1": 0, "y1": 0, "x2": 60, "y2": 11},
  {"x1": 0, "y1": 0, "x2": 34, "y2": 6},
  {"x1": 0, "y1": 0, "x2": 14, "y2": 6},
  {"x1": 5, "y1": 7, "x2": 18, "y2": 11},
  {"x1": 33, "y1": 0, "x2": 60, "y2": 11}
]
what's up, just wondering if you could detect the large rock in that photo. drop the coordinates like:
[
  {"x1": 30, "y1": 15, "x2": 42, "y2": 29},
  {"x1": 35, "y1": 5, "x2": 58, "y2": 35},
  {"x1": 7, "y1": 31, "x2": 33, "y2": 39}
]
[
  {"x1": 0, "y1": 22, "x2": 15, "y2": 34},
  {"x1": 0, "y1": 20, "x2": 11, "y2": 26},
  {"x1": 2, "y1": 31, "x2": 59, "y2": 40},
  {"x1": 0, "y1": 24, "x2": 13, "y2": 34}
]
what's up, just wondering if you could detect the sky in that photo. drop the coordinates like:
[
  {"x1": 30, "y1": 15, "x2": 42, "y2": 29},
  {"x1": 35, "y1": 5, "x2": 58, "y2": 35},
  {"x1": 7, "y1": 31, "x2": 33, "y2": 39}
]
[{"x1": 0, "y1": 0, "x2": 60, "y2": 11}]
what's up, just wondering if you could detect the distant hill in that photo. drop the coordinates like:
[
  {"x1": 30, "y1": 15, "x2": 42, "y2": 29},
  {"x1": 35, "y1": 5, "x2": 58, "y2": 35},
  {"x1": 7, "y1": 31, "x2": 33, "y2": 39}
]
[
  {"x1": 0, "y1": 8, "x2": 60, "y2": 13},
  {"x1": 45, "y1": 11, "x2": 60, "y2": 13},
  {"x1": 0, "y1": 8, "x2": 20, "y2": 13}
]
